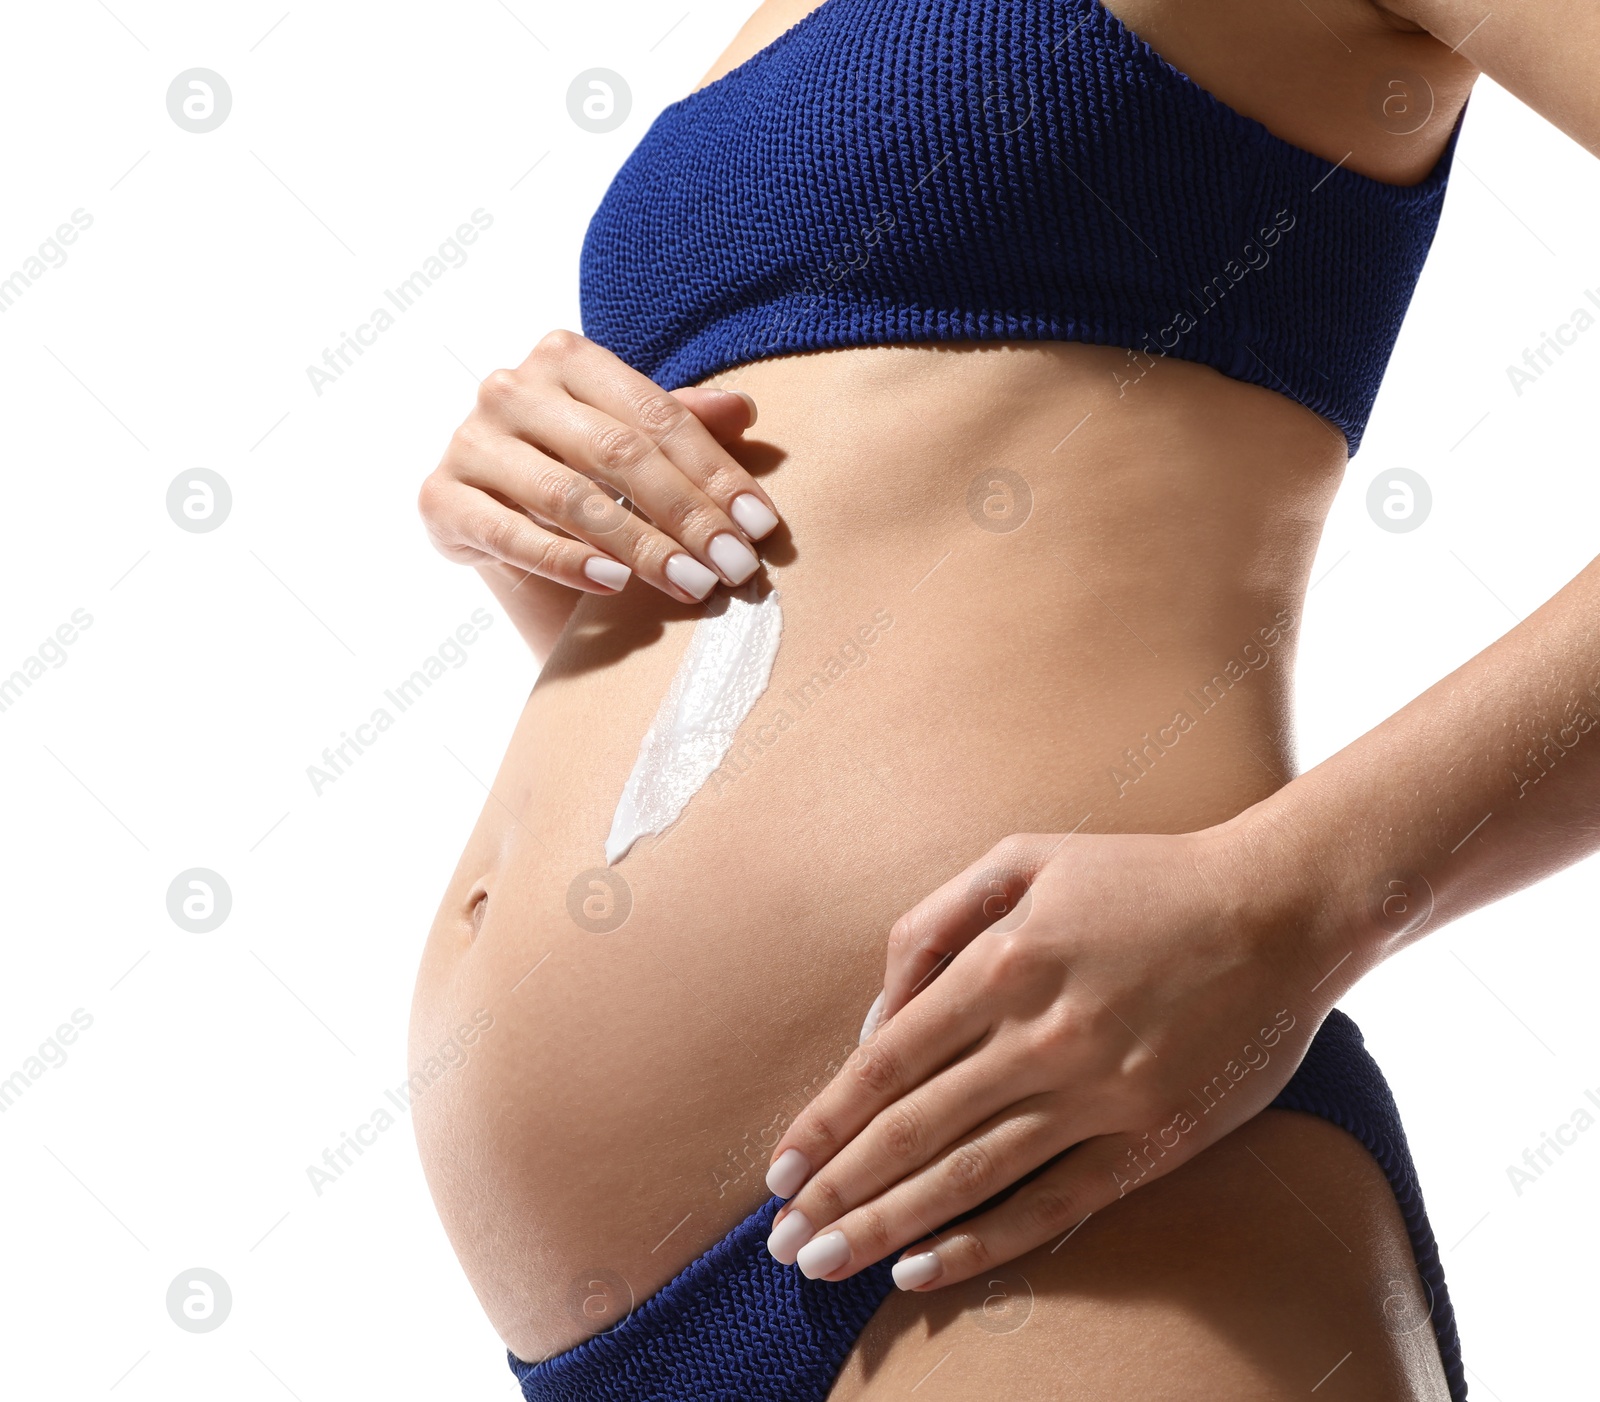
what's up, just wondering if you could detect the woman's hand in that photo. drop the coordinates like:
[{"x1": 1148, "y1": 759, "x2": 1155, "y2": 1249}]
[
  {"x1": 418, "y1": 329, "x2": 780, "y2": 604},
  {"x1": 762, "y1": 826, "x2": 1346, "y2": 1290}
]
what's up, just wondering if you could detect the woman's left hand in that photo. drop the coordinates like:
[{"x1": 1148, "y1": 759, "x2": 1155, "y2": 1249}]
[{"x1": 762, "y1": 825, "x2": 1348, "y2": 1290}]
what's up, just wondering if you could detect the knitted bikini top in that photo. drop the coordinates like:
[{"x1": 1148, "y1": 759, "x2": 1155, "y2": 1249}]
[{"x1": 580, "y1": 0, "x2": 1461, "y2": 454}]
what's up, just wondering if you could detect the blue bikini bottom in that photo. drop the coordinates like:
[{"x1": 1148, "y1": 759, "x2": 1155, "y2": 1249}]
[{"x1": 508, "y1": 1009, "x2": 1466, "y2": 1401}]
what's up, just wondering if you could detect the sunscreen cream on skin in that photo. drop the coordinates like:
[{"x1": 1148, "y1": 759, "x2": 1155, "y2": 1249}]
[{"x1": 606, "y1": 584, "x2": 783, "y2": 864}]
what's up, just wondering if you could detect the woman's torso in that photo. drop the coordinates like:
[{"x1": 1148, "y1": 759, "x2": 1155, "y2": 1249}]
[{"x1": 409, "y1": 0, "x2": 1474, "y2": 1362}]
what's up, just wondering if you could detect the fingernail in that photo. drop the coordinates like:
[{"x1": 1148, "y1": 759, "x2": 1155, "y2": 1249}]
[
  {"x1": 583, "y1": 557, "x2": 631, "y2": 590},
  {"x1": 766, "y1": 1209, "x2": 814, "y2": 1265},
  {"x1": 857, "y1": 990, "x2": 886, "y2": 1045},
  {"x1": 796, "y1": 1230, "x2": 851, "y2": 1279},
  {"x1": 726, "y1": 389, "x2": 758, "y2": 424},
  {"x1": 766, "y1": 1148, "x2": 811, "y2": 1198},
  {"x1": 665, "y1": 552, "x2": 718, "y2": 599},
  {"x1": 708, "y1": 532, "x2": 760, "y2": 585},
  {"x1": 892, "y1": 1251, "x2": 942, "y2": 1290},
  {"x1": 730, "y1": 493, "x2": 779, "y2": 539}
]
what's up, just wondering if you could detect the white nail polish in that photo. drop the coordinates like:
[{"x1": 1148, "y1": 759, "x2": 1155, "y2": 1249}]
[
  {"x1": 766, "y1": 1147, "x2": 810, "y2": 1198},
  {"x1": 796, "y1": 1230, "x2": 851, "y2": 1280},
  {"x1": 730, "y1": 493, "x2": 778, "y2": 540},
  {"x1": 665, "y1": 553, "x2": 718, "y2": 599},
  {"x1": 891, "y1": 1252, "x2": 942, "y2": 1290},
  {"x1": 709, "y1": 532, "x2": 759, "y2": 584},
  {"x1": 583, "y1": 557, "x2": 631, "y2": 590},
  {"x1": 766, "y1": 1209, "x2": 814, "y2": 1265},
  {"x1": 857, "y1": 989, "x2": 886, "y2": 1045}
]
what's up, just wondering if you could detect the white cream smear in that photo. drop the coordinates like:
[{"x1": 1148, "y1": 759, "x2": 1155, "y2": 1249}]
[{"x1": 605, "y1": 584, "x2": 783, "y2": 864}]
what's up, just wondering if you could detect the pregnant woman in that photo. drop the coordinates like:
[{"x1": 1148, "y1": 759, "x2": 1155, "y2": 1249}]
[{"x1": 409, "y1": 0, "x2": 1599, "y2": 1396}]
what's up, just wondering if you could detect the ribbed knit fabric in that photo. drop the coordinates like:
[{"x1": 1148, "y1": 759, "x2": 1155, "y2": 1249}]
[
  {"x1": 508, "y1": 1197, "x2": 894, "y2": 1401},
  {"x1": 580, "y1": 0, "x2": 1460, "y2": 455},
  {"x1": 1271, "y1": 1009, "x2": 1467, "y2": 1401},
  {"x1": 509, "y1": 1009, "x2": 1465, "y2": 1401}
]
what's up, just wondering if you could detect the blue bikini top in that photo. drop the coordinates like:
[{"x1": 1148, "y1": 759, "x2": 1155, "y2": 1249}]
[{"x1": 580, "y1": 0, "x2": 1461, "y2": 454}]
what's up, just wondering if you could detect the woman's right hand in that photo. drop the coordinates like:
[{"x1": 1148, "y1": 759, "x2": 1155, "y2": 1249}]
[{"x1": 418, "y1": 329, "x2": 780, "y2": 604}]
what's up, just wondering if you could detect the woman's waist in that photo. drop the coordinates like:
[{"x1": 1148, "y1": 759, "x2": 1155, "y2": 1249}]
[
  {"x1": 531, "y1": 544, "x2": 1306, "y2": 854},
  {"x1": 444, "y1": 618, "x2": 1302, "y2": 1014},
  {"x1": 696, "y1": 340, "x2": 1346, "y2": 571}
]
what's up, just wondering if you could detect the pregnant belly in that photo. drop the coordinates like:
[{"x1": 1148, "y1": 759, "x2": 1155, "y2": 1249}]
[{"x1": 406, "y1": 343, "x2": 1342, "y2": 1361}]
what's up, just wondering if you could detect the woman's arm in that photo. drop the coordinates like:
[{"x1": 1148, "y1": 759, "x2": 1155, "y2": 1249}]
[
  {"x1": 1239, "y1": 552, "x2": 1600, "y2": 993},
  {"x1": 1381, "y1": 0, "x2": 1600, "y2": 156},
  {"x1": 1201, "y1": 0, "x2": 1600, "y2": 976}
]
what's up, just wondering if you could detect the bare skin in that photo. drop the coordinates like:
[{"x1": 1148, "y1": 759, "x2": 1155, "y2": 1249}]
[
  {"x1": 409, "y1": 0, "x2": 1598, "y2": 1395},
  {"x1": 828, "y1": 1111, "x2": 1448, "y2": 1399}
]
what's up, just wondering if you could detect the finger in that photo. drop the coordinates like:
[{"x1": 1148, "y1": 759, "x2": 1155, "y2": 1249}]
[
  {"x1": 511, "y1": 334, "x2": 780, "y2": 553},
  {"x1": 535, "y1": 392, "x2": 767, "y2": 589},
  {"x1": 671, "y1": 386, "x2": 757, "y2": 444},
  {"x1": 449, "y1": 426, "x2": 726, "y2": 605},
  {"x1": 543, "y1": 347, "x2": 776, "y2": 535},
  {"x1": 499, "y1": 382, "x2": 771, "y2": 592},
  {"x1": 774, "y1": 1095, "x2": 1085, "y2": 1280},
  {"x1": 888, "y1": 1128, "x2": 1203, "y2": 1291},
  {"x1": 881, "y1": 835, "x2": 1056, "y2": 1022},
  {"x1": 765, "y1": 971, "x2": 994, "y2": 1201},
  {"x1": 421, "y1": 476, "x2": 631, "y2": 594},
  {"x1": 769, "y1": 1039, "x2": 1050, "y2": 1264}
]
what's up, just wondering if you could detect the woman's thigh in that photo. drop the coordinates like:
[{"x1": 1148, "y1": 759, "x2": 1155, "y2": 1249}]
[{"x1": 828, "y1": 1109, "x2": 1450, "y2": 1401}]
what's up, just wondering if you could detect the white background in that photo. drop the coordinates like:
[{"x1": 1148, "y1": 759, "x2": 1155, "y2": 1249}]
[{"x1": 1, "y1": 1, "x2": 1596, "y2": 1398}]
